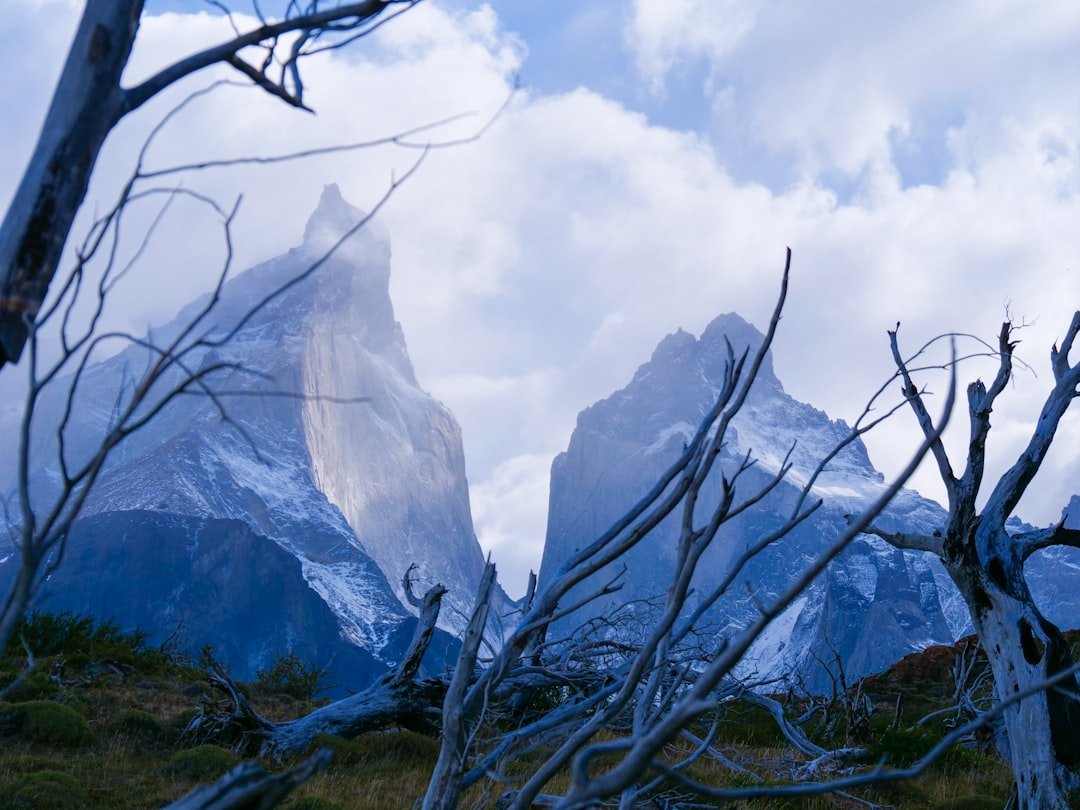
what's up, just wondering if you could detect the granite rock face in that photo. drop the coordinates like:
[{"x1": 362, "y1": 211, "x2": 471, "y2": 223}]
[
  {"x1": 0, "y1": 186, "x2": 490, "y2": 686},
  {"x1": 539, "y1": 313, "x2": 961, "y2": 689}
]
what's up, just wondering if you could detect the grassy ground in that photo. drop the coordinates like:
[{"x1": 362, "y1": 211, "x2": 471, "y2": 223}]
[{"x1": 0, "y1": 614, "x2": 1019, "y2": 808}]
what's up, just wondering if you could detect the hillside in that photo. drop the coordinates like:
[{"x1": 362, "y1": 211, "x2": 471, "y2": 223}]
[{"x1": 0, "y1": 611, "x2": 1025, "y2": 809}]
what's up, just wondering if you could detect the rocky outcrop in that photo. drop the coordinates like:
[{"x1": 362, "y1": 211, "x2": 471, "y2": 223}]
[
  {"x1": 0, "y1": 186, "x2": 492, "y2": 684},
  {"x1": 538, "y1": 313, "x2": 957, "y2": 689}
]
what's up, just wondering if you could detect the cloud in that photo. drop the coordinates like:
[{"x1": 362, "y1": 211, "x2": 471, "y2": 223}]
[
  {"x1": 470, "y1": 453, "x2": 553, "y2": 597},
  {"x1": 625, "y1": 0, "x2": 762, "y2": 95},
  {"x1": 3, "y1": 2, "x2": 1080, "y2": 588},
  {"x1": 625, "y1": 1, "x2": 1080, "y2": 182}
]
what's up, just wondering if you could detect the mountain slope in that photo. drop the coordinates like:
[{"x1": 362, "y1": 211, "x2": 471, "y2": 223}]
[
  {"x1": 0, "y1": 185, "x2": 492, "y2": 680},
  {"x1": 538, "y1": 313, "x2": 958, "y2": 688}
]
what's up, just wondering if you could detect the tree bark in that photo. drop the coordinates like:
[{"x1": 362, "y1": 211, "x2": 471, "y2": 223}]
[
  {"x1": 0, "y1": 0, "x2": 141, "y2": 364},
  {"x1": 162, "y1": 749, "x2": 331, "y2": 810},
  {"x1": 945, "y1": 525, "x2": 1080, "y2": 809},
  {"x1": 190, "y1": 583, "x2": 450, "y2": 760}
]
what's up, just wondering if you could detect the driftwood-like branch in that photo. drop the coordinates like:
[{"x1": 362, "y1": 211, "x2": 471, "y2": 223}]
[
  {"x1": 189, "y1": 575, "x2": 450, "y2": 760},
  {"x1": 857, "y1": 523, "x2": 944, "y2": 556},
  {"x1": 956, "y1": 321, "x2": 1015, "y2": 508},
  {"x1": 1016, "y1": 522, "x2": 1080, "y2": 562},
  {"x1": 888, "y1": 324, "x2": 959, "y2": 508},
  {"x1": 162, "y1": 748, "x2": 331, "y2": 810},
  {"x1": 983, "y1": 311, "x2": 1080, "y2": 526},
  {"x1": 124, "y1": 2, "x2": 414, "y2": 114}
]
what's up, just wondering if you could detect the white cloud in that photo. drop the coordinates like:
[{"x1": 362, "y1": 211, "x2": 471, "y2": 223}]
[
  {"x1": 3, "y1": 2, "x2": 1080, "y2": 589},
  {"x1": 626, "y1": 0, "x2": 762, "y2": 95},
  {"x1": 470, "y1": 453, "x2": 553, "y2": 597},
  {"x1": 625, "y1": 1, "x2": 1080, "y2": 181}
]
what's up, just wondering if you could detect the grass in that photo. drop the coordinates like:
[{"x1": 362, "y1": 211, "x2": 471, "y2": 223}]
[{"x1": 0, "y1": 612, "x2": 1018, "y2": 808}]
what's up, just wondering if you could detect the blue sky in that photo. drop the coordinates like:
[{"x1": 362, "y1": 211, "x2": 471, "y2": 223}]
[{"x1": 3, "y1": 1, "x2": 1080, "y2": 593}]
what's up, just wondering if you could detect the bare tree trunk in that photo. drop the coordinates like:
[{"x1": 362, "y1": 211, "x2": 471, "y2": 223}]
[
  {"x1": 163, "y1": 749, "x2": 331, "y2": 810},
  {"x1": 946, "y1": 535, "x2": 1080, "y2": 808},
  {"x1": 874, "y1": 314, "x2": 1080, "y2": 809},
  {"x1": 0, "y1": 0, "x2": 139, "y2": 363},
  {"x1": 190, "y1": 582, "x2": 451, "y2": 759}
]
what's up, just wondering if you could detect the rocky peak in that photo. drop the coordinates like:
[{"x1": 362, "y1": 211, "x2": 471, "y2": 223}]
[
  {"x1": 1063, "y1": 495, "x2": 1080, "y2": 529},
  {"x1": 698, "y1": 312, "x2": 780, "y2": 391}
]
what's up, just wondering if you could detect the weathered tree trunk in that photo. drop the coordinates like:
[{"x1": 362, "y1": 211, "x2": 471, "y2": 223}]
[
  {"x1": 191, "y1": 582, "x2": 451, "y2": 759},
  {"x1": 162, "y1": 749, "x2": 331, "y2": 810},
  {"x1": 0, "y1": 0, "x2": 140, "y2": 364},
  {"x1": 876, "y1": 315, "x2": 1080, "y2": 809},
  {"x1": 945, "y1": 529, "x2": 1080, "y2": 809},
  {"x1": 260, "y1": 673, "x2": 447, "y2": 758}
]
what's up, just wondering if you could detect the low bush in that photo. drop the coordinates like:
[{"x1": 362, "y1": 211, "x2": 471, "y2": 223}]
[
  {"x1": 251, "y1": 653, "x2": 330, "y2": 701},
  {"x1": 112, "y1": 707, "x2": 167, "y2": 741},
  {"x1": 164, "y1": 744, "x2": 240, "y2": 780},
  {"x1": 5, "y1": 611, "x2": 172, "y2": 673},
  {"x1": 0, "y1": 769, "x2": 87, "y2": 809},
  {"x1": 0, "y1": 700, "x2": 94, "y2": 747}
]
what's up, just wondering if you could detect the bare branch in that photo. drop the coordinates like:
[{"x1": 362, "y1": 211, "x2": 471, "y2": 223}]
[
  {"x1": 1016, "y1": 521, "x2": 1080, "y2": 562},
  {"x1": 857, "y1": 523, "x2": 943, "y2": 556},
  {"x1": 888, "y1": 324, "x2": 958, "y2": 506},
  {"x1": 123, "y1": 2, "x2": 417, "y2": 114},
  {"x1": 984, "y1": 311, "x2": 1080, "y2": 525}
]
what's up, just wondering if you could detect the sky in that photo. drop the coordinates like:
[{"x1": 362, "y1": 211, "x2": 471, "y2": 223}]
[{"x1": 2, "y1": 1, "x2": 1080, "y2": 596}]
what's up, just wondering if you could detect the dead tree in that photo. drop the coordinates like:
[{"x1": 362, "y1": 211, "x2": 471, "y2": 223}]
[
  {"x1": 162, "y1": 749, "x2": 332, "y2": 810},
  {"x1": 419, "y1": 252, "x2": 960, "y2": 809},
  {"x1": 0, "y1": 0, "x2": 423, "y2": 369},
  {"x1": 859, "y1": 315, "x2": 1080, "y2": 808},
  {"x1": 187, "y1": 572, "x2": 452, "y2": 758}
]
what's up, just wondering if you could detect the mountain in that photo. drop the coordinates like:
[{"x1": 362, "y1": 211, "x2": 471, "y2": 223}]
[
  {"x1": 0, "y1": 185, "x2": 493, "y2": 686},
  {"x1": 539, "y1": 314, "x2": 964, "y2": 689},
  {"x1": 1023, "y1": 495, "x2": 1080, "y2": 631},
  {"x1": 539, "y1": 314, "x2": 1080, "y2": 688}
]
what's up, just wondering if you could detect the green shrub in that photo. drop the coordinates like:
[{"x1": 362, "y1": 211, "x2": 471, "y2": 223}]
[
  {"x1": 0, "y1": 668, "x2": 59, "y2": 701},
  {"x1": 5, "y1": 611, "x2": 171, "y2": 672},
  {"x1": 251, "y1": 653, "x2": 330, "y2": 701},
  {"x1": 311, "y1": 734, "x2": 366, "y2": 768},
  {"x1": 0, "y1": 770, "x2": 87, "y2": 810},
  {"x1": 165, "y1": 744, "x2": 240, "y2": 780},
  {"x1": 166, "y1": 707, "x2": 200, "y2": 737},
  {"x1": 867, "y1": 726, "x2": 937, "y2": 767},
  {"x1": 0, "y1": 700, "x2": 94, "y2": 747},
  {"x1": 112, "y1": 707, "x2": 166, "y2": 741}
]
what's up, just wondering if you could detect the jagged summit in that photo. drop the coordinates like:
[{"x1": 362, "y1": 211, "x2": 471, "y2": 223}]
[
  {"x1": 0, "y1": 186, "x2": 494, "y2": 681},
  {"x1": 1063, "y1": 495, "x2": 1080, "y2": 529},
  {"x1": 303, "y1": 183, "x2": 362, "y2": 243},
  {"x1": 541, "y1": 310, "x2": 956, "y2": 689},
  {"x1": 586, "y1": 313, "x2": 870, "y2": 493},
  {"x1": 300, "y1": 183, "x2": 390, "y2": 265}
]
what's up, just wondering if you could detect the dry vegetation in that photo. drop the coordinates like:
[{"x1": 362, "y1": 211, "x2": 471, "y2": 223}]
[{"x1": 0, "y1": 612, "x2": 1022, "y2": 808}]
